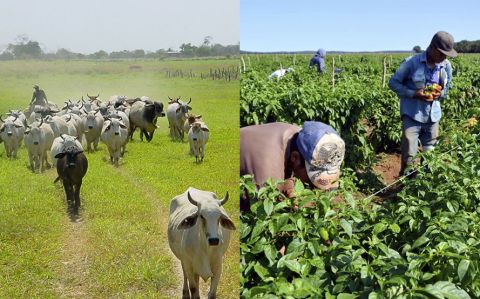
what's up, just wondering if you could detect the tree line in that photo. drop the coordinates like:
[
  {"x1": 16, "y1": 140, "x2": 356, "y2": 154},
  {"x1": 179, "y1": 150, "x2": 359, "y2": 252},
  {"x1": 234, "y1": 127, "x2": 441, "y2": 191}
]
[{"x1": 0, "y1": 36, "x2": 239, "y2": 60}]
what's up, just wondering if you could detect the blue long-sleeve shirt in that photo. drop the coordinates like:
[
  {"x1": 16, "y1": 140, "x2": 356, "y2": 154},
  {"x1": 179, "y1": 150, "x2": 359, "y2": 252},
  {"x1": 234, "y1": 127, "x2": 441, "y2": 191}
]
[
  {"x1": 310, "y1": 49, "x2": 326, "y2": 74},
  {"x1": 389, "y1": 52, "x2": 452, "y2": 123}
]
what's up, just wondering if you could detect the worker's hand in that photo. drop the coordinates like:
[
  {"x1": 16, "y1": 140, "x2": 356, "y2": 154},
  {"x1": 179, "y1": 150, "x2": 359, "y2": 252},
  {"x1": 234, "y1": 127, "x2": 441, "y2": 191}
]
[
  {"x1": 431, "y1": 89, "x2": 442, "y2": 99},
  {"x1": 280, "y1": 178, "x2": 296, "y2": 198},
  {"x1": 414, "y1": 89, "x2": 434, "y2": 102}
]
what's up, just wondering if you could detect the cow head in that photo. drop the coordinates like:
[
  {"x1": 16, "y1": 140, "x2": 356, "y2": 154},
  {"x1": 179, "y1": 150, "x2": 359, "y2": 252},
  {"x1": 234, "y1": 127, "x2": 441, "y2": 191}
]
[
  {"x1": 55, "y1": 134, "x2": 83, "y2": 168},
  {"x1": 179, "y1": 191, "x2": 236, "y2": 246},
  {"x1": 190, "y1": 122, "x2": 209, "y2": 141},
  {"x1": 25, "y1": 118, "x2": 44, "y2": 144},
  {"x1": 153, "y1": 101, "x2": 165, "y2": 117},
  {"x1": 103, "y1": 118, "x2": 127, "y2": 136},
  {"x1": 0, "y1": 115, "x2": 23, "y2": 136}
]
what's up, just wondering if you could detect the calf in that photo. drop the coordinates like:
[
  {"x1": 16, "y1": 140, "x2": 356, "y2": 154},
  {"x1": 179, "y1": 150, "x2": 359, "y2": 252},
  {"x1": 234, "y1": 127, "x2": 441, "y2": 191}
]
[
  {"x1": 24, "y1": 118, "x2": 55, "y2": 172},
  {"x1": 101, "y1": 118, "x2": 128, "y2": 166},
  {"x1": 167, "y1": 98, "x2": 192, "y2": 140},
  {"x1": 168, "y1": 188, "x2": 235, "y2": 299},
  {"x1": 0, "y1": 115, "x2": 25, "y2": 158},
  {"x1": 183, "y1": 114, "x2": 203, "y2": 133},
  {"x1": 55, "y1": 145, "x2": 88, "y2": 215},
  {"x1": 188, "y1": 121, "x2": 210, "y2": 163}
]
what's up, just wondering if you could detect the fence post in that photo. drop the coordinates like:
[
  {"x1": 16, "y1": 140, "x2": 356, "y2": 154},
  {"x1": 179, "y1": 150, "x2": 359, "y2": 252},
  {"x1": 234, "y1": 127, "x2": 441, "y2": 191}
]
[
  {"x1": 332, "y1": 57, "x2": 335, "y2": 88},
  {"x1": 241, "y1": 56, "x2": 246, "y2": 72},
  {"x1": 382, "y1": 56, "x2": 387, "y2": 88}
]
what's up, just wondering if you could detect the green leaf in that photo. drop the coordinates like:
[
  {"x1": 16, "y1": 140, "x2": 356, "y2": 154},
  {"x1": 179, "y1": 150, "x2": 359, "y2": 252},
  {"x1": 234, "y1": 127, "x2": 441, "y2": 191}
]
[
  {"x1": 264, "y1": 198, "x2": 274, "y2": 216},
  {"x1": 458, "y1": 259, "x2": 470, "y2": 282},
  {"x1": 390, "y1": 223, "x2": 401, "y2": 234},
  {"x1": 424, "y1": 281, "x2": 471, "y2": 299},
  {"x1": 284, "y1": 259, "x2": 302, "y2": 274},
  {"x1": 412, "y1": 235, "x2": 429, "y2": 249},
  {"x1": 253, "y1": 262, "x2": 270, "y2": 280},
  {"x1": 340, "y1": 219, "x2": 352, "y2": 237},
  {"x1": 264, "y1": 245, "x2": 278, "y2": 266}
]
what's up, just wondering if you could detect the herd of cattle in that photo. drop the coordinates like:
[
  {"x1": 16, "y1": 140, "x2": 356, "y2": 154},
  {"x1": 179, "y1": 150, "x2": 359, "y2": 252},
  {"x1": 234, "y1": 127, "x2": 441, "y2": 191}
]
[
  {"x1": 0, "y1": 93, "x2": 233, "y2": 298},
  {"x1": 0, "y1": 94, "x2": 210, "y2": 168}
]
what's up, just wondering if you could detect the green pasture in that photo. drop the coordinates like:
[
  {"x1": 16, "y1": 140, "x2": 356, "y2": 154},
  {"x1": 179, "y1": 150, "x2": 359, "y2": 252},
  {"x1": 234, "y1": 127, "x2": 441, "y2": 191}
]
[{"x1": 0, "y1": 59, "x2": 239, "y2": 298}]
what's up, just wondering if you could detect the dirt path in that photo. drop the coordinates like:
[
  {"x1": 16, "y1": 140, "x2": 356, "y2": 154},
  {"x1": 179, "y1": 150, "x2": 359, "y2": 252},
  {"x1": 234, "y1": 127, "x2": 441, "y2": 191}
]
[
  {"x1": 55, "y1": 217, "x2": 91, "y2": 298},
  {"x1": 112, "y1": 166, "x2": 210, "y2": 299}
]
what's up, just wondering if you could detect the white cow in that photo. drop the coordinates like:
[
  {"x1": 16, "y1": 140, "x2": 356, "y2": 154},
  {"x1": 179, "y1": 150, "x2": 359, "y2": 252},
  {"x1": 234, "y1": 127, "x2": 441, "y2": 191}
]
[
  {"x1": 0, "y1": 115, "x2": 25, "y2": 158},
  {"x1": 188, "y1": 121, "x2": 209, "y2": 163},
  {"x1": 24, "y1": 118, "x2": 55, "y2": 172},
  {"x1": 44, "y1": 115, "x2": 69, "y2": 138},
  {"x1": 51, "y1": 134, "x2": 83, "y2": 167},
  {"x1": 168, "y1": 188, "x2": 235, "y2": 299},
  {"x1": 100, "y1": 118, "x2": 128, "y2": 166},
  {"x1": 167, "y1": 98, "x2": 192, "y2": 140},
  {"x1": 82, "y1": 110, "x2": 104, "y2": 152},
  {"x1": 6, "y1": 110, "x2": 27, "y2": 127}
]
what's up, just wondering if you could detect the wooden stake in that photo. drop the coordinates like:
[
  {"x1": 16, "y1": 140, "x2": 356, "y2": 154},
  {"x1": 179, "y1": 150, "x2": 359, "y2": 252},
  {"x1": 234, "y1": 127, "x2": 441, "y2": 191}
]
[
  {"x1": 293, "y1": 54, "x2": 296, "y2": 66},
  {"x1": 382, "y1": 56, "x2": 387, "y2": 88},
  {"x1": 332, "y1": 57, "x2": 335, "y2": 88}
]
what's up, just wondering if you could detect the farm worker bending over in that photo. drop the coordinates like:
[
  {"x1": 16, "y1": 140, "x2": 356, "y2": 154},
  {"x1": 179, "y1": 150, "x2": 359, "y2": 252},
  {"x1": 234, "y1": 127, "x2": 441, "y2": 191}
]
[
  {"x1": 309, "y1": 48, "x2": 326, "y2": 74},
  {"x1": 389, "y1": 31, "x2": 456, "y2": 177},
  {"x1": 240, "y1": 121, "x2": 345, "y2": 211},
  {"x1": 268, "y1": 67, "x2": 294, "y2": 80}
]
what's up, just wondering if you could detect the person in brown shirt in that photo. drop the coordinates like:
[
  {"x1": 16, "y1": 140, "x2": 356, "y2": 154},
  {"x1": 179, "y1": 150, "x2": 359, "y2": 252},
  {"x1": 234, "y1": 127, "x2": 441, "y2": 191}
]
[
  {"x1": 31, "y1": 85, "x2": 48, "y2": 106},
  {"x1": 240, "y1": 121, "x2": 345, "y2": 211}
]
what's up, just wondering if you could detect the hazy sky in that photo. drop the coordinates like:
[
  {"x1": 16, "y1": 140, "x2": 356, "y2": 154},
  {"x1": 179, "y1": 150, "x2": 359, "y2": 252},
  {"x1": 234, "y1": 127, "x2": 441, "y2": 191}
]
[
  {"x1": 0, "y1": 0, "x2": 239, "y2": 53},
  {"x1": 241, "y1": 0, "x2": 480, "y2": 52}
]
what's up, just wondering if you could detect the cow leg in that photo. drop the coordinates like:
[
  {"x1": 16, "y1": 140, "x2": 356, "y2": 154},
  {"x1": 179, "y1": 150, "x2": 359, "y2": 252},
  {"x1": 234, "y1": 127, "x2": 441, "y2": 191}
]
[
  {"x1": 94, "y1": 138, "x2": 99, "y2": 151},
  {"x1": 208, "y1": 263, "x2": 222, "y2": 299},
  {"x1": 145, "y1": 130, "x2": 154, "y2": 142},
  {"x1": 63, "y1": 181, "x2": 74, "y2": 204},
  {"x1": 28, "y1": 152, "x2": 34, "y2": 172},
  {"x1": 73, "y1": 181, "x2": 82, "y2": 214},
  {"x1": 87, "y1": 141, "x2": 92, "y2": 153},
  {"x1": 187, "y1": 272, "x2": 200, "y2": 299},
  {"x1": 181, "y1": 264, "x2": 190, "y2": 299},
  {"x1": 44, "y1": 150, "x2": 51, "y2": 170}
]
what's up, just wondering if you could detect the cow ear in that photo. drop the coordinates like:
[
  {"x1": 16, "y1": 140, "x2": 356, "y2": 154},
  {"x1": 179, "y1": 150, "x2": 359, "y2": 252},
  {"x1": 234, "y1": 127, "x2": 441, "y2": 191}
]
[
  {"x1": 178, "y1": 214, "x2": 197, "y2": 229},
  {"x1": 24, "y1": 130, "x2": 30, "y2": 135},
  {"x1": 187, "y1": 106, "x2": 192, "y2": 111},
  {"x1": 201, "y1": 127, "x2": 209, "y2": 132},
  {"x1": 220, "y1": 215, "x2": 236, "y2": 230},
  {"x1": 119, "y1": 123, "x2": 127, "y2": 129},
  {"x1": 15, "y1": 124, "x2": 24, "y2": 128},
  {"x1": 175, "y1": 106, "x2": 182, "y2": 113},
  {"x1": 55, "y1": 153, "x2": 66, "y2": 159}
]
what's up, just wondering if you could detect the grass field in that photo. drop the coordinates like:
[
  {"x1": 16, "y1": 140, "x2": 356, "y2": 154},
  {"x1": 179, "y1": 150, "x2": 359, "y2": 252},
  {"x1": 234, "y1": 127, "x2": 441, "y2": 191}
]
[{"x1": 0, "y1": 59, "x2": 239, "y2": 298}]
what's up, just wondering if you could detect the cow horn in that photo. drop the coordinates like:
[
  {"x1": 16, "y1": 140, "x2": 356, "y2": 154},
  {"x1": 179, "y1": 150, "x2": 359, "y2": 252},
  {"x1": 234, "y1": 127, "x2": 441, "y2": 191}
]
[
  {"x1": 38, "y1": 117, "x2": 44, "y2": 128},
  {"x1": 97, "y1": 93, "x2": 100, "y2": 97},
  {"x1": 87, "y1": 93, "x2": 90, "y2": 97},
  {"x1": 187, "y1": 98, "x2": 191, "y2": 104},
  {"x1": 66, "y1": 114, "x2": 72, "y2": 122},
  {"x1": 79, "y1": 103, "x2": 84, "y2": 109},
  {"x1": 13, "y1": 116, "x2": 18, "y2": 122},
  {"x1": 82, "y1": 96, "x2": 85, "y2": 103},
  {"x1": 0, "y1": 115, "x2": 4, "y2": 122},
  {"x1": 83, "y1": 109, "x2": 87, "y2": 114},
  {"x1": 69, "y1": 99, "x2": 73, "y2": 103},
  {"x1": 219, "y1": 192, "x2": 229, "y2": 206},
  {"x1": 168, "y1": 96, "x2": 173, "y2": 100},
  {"x1": 60, "y1": 134, "x2": 66, "y2": 141},
  {"x1": 187, "y1": 192, "x2": 198, "y2": 207}
]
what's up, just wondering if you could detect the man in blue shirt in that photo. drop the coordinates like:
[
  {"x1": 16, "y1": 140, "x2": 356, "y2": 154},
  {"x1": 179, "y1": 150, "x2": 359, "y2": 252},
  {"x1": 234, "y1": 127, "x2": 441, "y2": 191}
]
[
  {"x1": 310, "y1": 48, "x2": 326, "y2": 74},
  {"x1": 389, "y1": 31, "x2": 456, "y2": 177}
]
